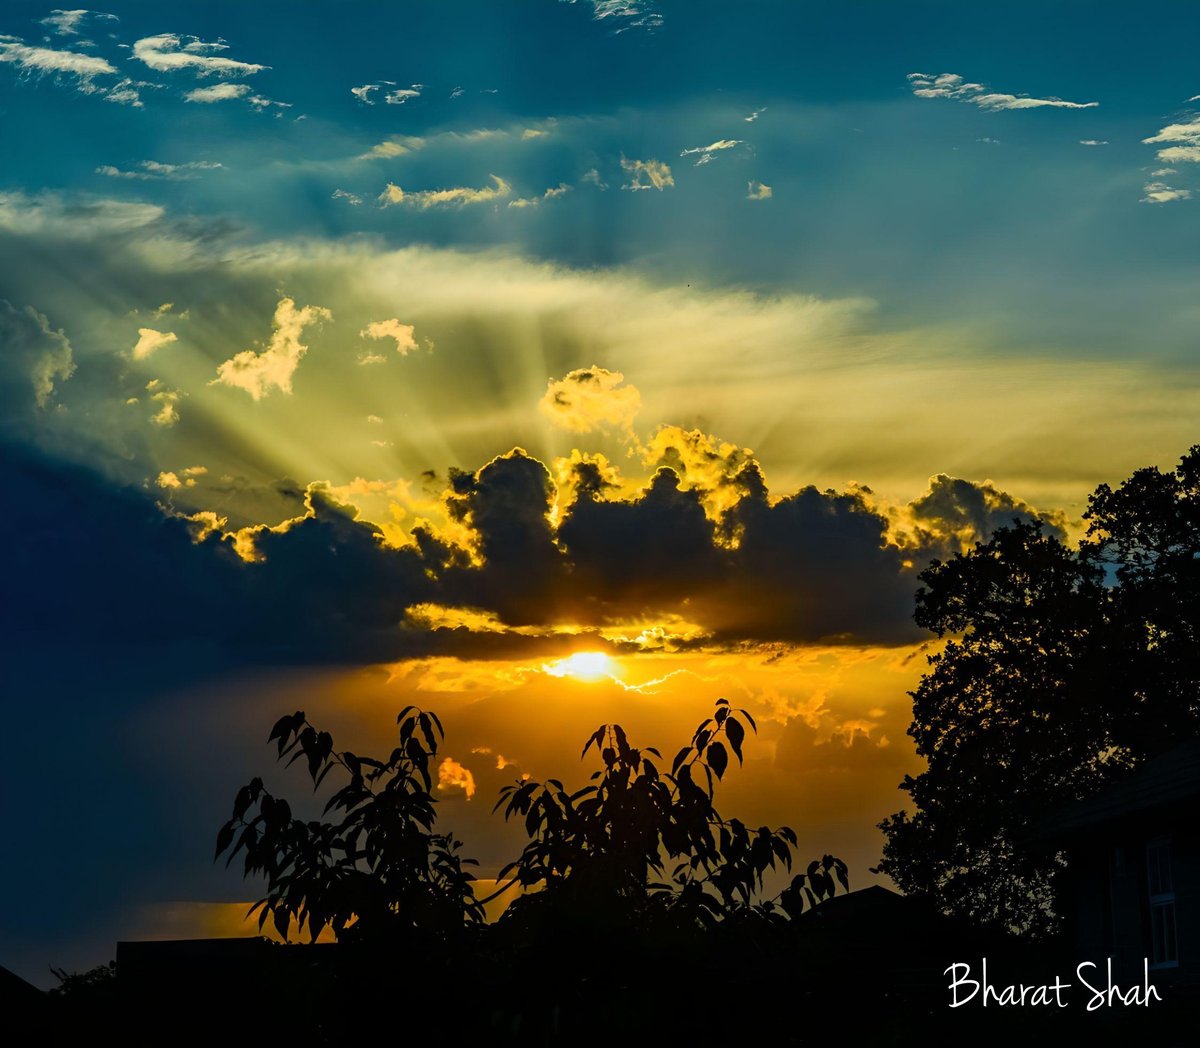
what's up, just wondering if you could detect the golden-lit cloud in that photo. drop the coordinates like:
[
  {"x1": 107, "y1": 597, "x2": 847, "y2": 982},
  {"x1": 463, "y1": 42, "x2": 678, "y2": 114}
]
[
  {"x1": 621, "y1": 156, "x2": 674, "y2": 191},
  {"x1": 132, "y1": 327, "x2": 177, "y2": 360},
  {"x1": 437, "y1": 756, "x2": 476, "y2": 799},
  {"x1": 360, "y1": 318, "x2": 418, "y2": 354},
  {"x1": 539, "y1": 366, "x2": 641, "y2": 434},
  {"x1": 378, "y1": 175, "x2": 512, "y2": 209},
  {"x1": 212, "y1": 296, "x2": 332, "y2": 399}
]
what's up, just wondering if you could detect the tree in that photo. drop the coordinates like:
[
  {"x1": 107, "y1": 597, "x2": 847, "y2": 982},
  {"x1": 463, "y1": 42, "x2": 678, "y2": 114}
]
[
  {"x1": 493, "y1": 698, "x2": 847, "y2": 934},
  {"x1": 877, "y1": 447, "x2": 1200, "y2": 938},
  {"x1": 217, "y1": 699, "x2": 845, "y2": 948},
  {"x1": 215, "y1": 706, "x2": 483, "y2": 943}
]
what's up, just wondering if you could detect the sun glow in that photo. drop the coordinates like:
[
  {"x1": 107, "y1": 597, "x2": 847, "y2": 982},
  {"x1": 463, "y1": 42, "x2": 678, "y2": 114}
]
[{"x1": 544, "y1": 651, "x2": 615, "y2": 682}]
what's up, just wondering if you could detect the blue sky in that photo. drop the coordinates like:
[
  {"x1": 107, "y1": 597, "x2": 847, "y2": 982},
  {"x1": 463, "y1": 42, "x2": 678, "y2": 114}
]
[{"x1": 5, "y1": 0, "x2": 1200, "y2": 986}]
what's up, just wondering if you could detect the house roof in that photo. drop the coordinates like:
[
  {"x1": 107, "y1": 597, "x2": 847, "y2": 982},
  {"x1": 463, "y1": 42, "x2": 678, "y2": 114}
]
[{"x1": 1038, "y1": 737, "x2": 1200, "y2": 838}]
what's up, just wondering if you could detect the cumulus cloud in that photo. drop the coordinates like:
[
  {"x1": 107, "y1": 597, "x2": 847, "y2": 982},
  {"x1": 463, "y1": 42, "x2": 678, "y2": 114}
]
[
  {"x1": 747, "y1": 180, "x2": 772, "y2": 200},
  {"x1": 361, "y1": 318, "x2": 418, "y2": 354},
  {"x1": 680, "y1": 139, "x2": 743, "y2": 166},
  {"x1": 97, "y1": 159, "x2": 221, "y2": 180},
  {"x1": 146, "y1": 378, "x2": 181, "y2": 427},
  {"x1": 620, "y1": 156, "x2": 674, "y2": 191},
  {"x1": 131, "y1": 327, "x2": 177, "y2": 360},
  {"x1": 132, "y1": 34, "x2": 266, "y2": 77},
  {"x1": 538, "y1": 366, "x2": 642, "y2": 434},
  {"x1": 212, "y1": 297, "x2": 332, "y2": 400},
  {"x1": 1142, "y1": 181, "x2": 1191, "y2": 204},
  {"x1": 437, "y1": 757, "x2": 476, "y2": 799},
  {"x1": 907, "y1": 72, "x2": 1098, "y2": 111},
  {"x1": 0, "y1": 300, "x2": 74, "y2": 410},
  {"x1": 378, "y1": 175, "x2": 512, "y2": 209}
]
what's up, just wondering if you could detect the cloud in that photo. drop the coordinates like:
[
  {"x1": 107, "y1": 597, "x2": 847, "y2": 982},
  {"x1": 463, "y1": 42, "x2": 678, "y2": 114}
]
[
  {"x1": 747, "y1": 180, "x2": 772, "y2": 200},
  {"x1": 359, "y1": 136, "x2": 425, "y2": 159},
  {"x1": 146, "y1": 379, "x2": 181, "y2": 427},
  {"x1": 157, "y1": 465, "x2": 205, "y2": 490},
  {"x1": 745, "y1": 107, "x2": 767, "y2": 122},
  {"x1": 351, "y1": 82, "x2": 387, "y2": 104},
  {"x1": 331, "y1": 189, "x2": 363, "y2": 205},
  {"x1": 1079, "y1": 139, "x2": 1108, "y2": 146},
  {"x1": 184, "y1": 82, "x2": 250, "y2": 103},
  {"x1": 356, "y1": 352, "x2": 387, "y2": 366},
  {"x1": 0, "y1": 300, "x2": 74, "y2": 411},
  {"x1": 582, "y1": 167, "x2": 608, "y2": 190},
  {"x1": 361, "y1": 318, "x2": 419, "y2": 354},
  {"x1": 1142, "y1": 181, "x2": 1191, "y2": 204},
  {"x1": 574, "y1": 0, "x2": 664, "y2": 34},
  {"x1": 0, "y1": 35, "x2": 116, "y2": 78},
  {"x1": 538, "y1": 366, "x2": 641, "y2": 434},
  {"x1": 212, "y1": 297, "x2": 333, "y2": 400},
  {"x1": 680, "y1": 139, "x2": 743, "y2": 166},
  {"x1": 508, "y1": 183, "x2": 572, "y2": 208},
  {"x1": 385, "y1": 84, "x2": 423, "y2": 105},
  {"x1": 40, "y1": 10, "x2": 119, "y2": 36},
  {"x1": 907, "y1": 72, "x2": 1098, "y2": 111},
  {"x1": 97, "y1": 160, "x2": 222, "y2": 180},
  {"x1": 1143, "y1": 114, "x2": 1200, "y2": 164},
  {"x1": 437, "y1": 757, "x2": 476, "y2": 799},
  {"x1": 620, "y1": 156, "x2": 674, "y2": 191},
  {"x1": 131, "y1": 328, "x2": 177, "y2": 360},
  {"x1": 378, "y1": 175, "x2": 512, "y2": 209},
  {"x1": 103, "y1": 77, "x2": 152, "y2": 107},
  {"x1": 132, "y1": 34, "x2": 266, "y2": 77}
]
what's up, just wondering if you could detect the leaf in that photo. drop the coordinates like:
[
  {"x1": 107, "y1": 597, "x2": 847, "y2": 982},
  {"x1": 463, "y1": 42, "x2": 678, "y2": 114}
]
[
  {"x1": 725, "y1": 717, "x2": 745, "y2": 763},
  {"x1": 214, "y1": 822, "x2": 234, "y2": 861},
  {"x1": 707, "y1": 742, "x2": 728, "y2": 780},
  {"x1": 671, "y1": 746, "x2": 691, "y2": 774}
]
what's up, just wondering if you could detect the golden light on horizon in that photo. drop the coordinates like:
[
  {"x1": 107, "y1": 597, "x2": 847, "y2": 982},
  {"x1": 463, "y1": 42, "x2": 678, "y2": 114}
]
[{"x1": 543, "y1": 651, "x2": 615, "y2": 682}]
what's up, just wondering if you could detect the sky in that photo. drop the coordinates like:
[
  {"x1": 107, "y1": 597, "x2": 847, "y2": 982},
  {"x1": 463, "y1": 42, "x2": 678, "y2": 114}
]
[{"x1": 4, "y1": 0, "x2": 1200, "y2": 985}]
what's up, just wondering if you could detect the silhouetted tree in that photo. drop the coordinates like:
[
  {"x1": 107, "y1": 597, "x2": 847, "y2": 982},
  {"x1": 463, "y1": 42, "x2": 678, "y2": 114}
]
[
  {"x1": 215, "y1": 706, "x2": 483, "y2": 943},
  {"x1": 877, "y1": 447, "x2": 1200, "y2": 938},
  {"x1": 217, "y1": 699, "x2": 845, "y2": 948}
]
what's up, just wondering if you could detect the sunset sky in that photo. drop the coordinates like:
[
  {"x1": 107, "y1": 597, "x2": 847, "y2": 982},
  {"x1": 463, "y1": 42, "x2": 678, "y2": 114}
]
[{"x1": 5, "y1": 0, "x2": 1200, "y2": 984}]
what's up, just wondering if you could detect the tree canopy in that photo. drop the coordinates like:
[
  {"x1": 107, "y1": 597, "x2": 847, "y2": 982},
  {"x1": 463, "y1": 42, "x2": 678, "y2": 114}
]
[{"x1": 877, "y1": 446, "x2": 1200, "y2": 937}]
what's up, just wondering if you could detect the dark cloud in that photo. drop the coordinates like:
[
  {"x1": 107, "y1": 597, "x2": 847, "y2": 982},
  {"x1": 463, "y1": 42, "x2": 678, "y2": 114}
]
[
  {"x1": 3, "y1": 438, "x2": 1067, "y2": 663},
  {"x1": 0, "y1": 300, "x2": 74, "y2": 423}
]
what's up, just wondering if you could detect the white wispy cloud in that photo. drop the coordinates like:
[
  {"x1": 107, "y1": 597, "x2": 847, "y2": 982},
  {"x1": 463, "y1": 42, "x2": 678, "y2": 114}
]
[
  {"x1": 1143, "y1": 114, "x2": 1200, "y2": 164},
  {"x1": 745, "y1": 107, "x2": 767, "y2": 122},
  {"x1": 582, "y1": 167, "x2": 608, "y2": 190},
  {"x1": 132, "y1": 34, "x2": 266, "y2": 77},
  {"x1": 97, "y1": 159, "x2": 221, "y2": 181},
  {"x1": 620, "y1": 156, "x2": 674, "y2": 191},
  {"x1": 378, "y1": 175, "x2": 512, "y2": 209},
  {"x1": 359, "y1": 135, "x2": 425, "y2": 159},
  {"x1": 40, "y1": 9, "x2": 118, "y2": 36},
  {"x1": 184, "y1": 82, "x2": 249, "y2": 103},
  {"x1": 332, "y1": 189, "x2": 363, "y2": 205},
  {"x1": 0, "y1": 35, "x2": 116, "y2": 78},
  {"x1": 1079, "y1": 139, "x2": 1108, "y2": 146},
  {"x1": 385, "y1": 83, "x2": 423, "y2": 104},
  {"x1": 570, "y1": 0, "x2": 664, "y2": 34},
  {"x1": 680, "y1": 138, "x2": 743, "y2": 166},
  {"x1": 1142, "y1": 181, "x2": 1192, "y2": 204},
  {"x1": 907, "y1": 72, "x2": 1098, "y2": 111},
  {"x1": 104, "y1": 77, "x2": 153, "y2": 107},
  {"x1": 747, "y1": 180, "x2": 772, "y2": 200},
  {"x1": 212, "y1": 297, "x2": 332, "y2": 400}
]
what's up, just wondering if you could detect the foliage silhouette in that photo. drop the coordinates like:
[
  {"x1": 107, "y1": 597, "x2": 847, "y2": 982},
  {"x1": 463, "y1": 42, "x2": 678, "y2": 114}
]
[
  {"x1": 877, "y1": 446, "x2": 1200, "y2": 938},
  {"x1": 217, "y1": 698, "x2": 845, "y2": 947},
  {"x1": 215, "y1": 706, "x2": 482, "y2": 943}
]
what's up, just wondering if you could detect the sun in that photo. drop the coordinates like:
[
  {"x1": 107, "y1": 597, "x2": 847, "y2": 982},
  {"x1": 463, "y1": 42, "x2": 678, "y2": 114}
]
[{"x1": 544, "y1": 651, "x2": 614, "y2": 682}]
